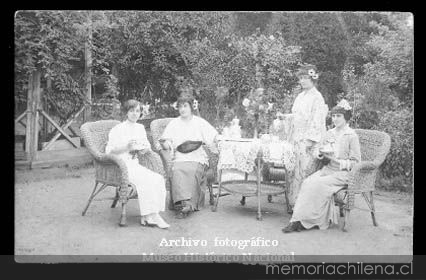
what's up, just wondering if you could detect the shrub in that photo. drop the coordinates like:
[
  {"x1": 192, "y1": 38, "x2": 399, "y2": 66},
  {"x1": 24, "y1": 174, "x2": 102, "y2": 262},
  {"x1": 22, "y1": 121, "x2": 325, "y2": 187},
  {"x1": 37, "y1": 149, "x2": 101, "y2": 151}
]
[{"x1": 374, "y1": 107, "x2": 413, "y2": 192}]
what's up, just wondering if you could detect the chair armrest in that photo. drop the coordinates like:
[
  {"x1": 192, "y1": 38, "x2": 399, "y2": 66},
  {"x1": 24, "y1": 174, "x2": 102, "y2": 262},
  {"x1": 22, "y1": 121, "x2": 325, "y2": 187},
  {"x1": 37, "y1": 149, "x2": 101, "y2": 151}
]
[
  {"x1": 95, "y1": 153, "x2": 135, "y2": 201},
  {"x1": 97, "y1": 153, "x2": 130, "y2": 185},
  {"x1": 138, "y1": 150, "x2": 166, "y2": 177},
  {"x1": 204, "y1": 146, "x2": 218, "y2": 184},
  {"x1": 154, "y1": 149, "x2": 172, "y2": 177},
  {"x1": 351, "y1": 161, "x2": 378, "y2": 173},
  {"x1": 347, "y1": 161, "x2": 380, "y2": 191}
]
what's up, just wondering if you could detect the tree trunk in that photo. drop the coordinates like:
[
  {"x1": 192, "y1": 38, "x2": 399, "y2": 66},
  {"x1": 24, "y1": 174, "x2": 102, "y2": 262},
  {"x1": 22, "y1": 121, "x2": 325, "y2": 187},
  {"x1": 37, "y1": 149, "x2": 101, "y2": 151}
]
[
  {"x1": 266, "y1": 12, "x2": 283, "y2": 34},
  {"x1": 25, "y1": 69, "x2": 41, "y2": 160},
  {"x1": 83, "y1": 13, "x2": 92, "y2": 122},
  {"x1": 43, "y1": 77, "x2": 52, "y2": 140},
  {"x1": 255, "y1": 61, "x2": 263, "y2": 89}
]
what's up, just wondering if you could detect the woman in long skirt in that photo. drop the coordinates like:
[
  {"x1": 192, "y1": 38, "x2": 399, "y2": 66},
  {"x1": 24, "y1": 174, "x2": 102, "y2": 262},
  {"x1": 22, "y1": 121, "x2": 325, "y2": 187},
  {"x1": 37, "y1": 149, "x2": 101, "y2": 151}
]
[
  {"x1": 273, "y1": 64, "x2": 328, "y2": 213},
  {"x1": 160, "y1": 89, "x2": 218, "y2": 218},
  {"x1": 282, "y1": 100, "x2": 361, "y2": 232},
  {"x1": 106, "y1": 99, "x2": 169, "y2": 229}
]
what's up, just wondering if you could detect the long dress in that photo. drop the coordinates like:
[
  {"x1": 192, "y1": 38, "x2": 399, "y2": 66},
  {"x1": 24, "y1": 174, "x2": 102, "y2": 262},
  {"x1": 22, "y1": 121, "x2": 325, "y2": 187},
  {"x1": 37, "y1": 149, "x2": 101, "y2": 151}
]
[
  {"x1": 105, "y1": 120, "x2": 166, "y2": 216},
  {"x1": 160, "y1": 115, "x2": 218, "y2": 210},
  {"x1": 290, "y1": 124, "x2": 361, "y2": 229},
  {"x1": 285, "y1": 87, "x2": 328, "y2": 207}
]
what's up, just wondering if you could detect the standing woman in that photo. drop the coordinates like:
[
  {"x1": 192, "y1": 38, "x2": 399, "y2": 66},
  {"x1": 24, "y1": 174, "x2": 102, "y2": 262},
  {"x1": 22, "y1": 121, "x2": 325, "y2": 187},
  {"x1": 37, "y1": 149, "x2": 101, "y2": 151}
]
[
  {"x1": 274, "y1": 64, "x2": 328, "y2": 212},
  {"x1": 160, "y1": 90, "x2": 219, "y2": 218},
  {"x1": 105, "y1": 99, "x2": 169, "y2": 229}
]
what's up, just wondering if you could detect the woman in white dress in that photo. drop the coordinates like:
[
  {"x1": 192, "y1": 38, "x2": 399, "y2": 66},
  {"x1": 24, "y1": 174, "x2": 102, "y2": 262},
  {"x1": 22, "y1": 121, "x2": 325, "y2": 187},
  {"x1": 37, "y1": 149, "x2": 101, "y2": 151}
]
[
  {"x1": 160, "y1": 91, "x2": 219, "y2": 218},
  {"x1": 105, "y1": 99, "x2": 169, "y2": 229},
  {"x1": 282, "y1": 100, "x2": 361, "y2": 233},
  {"x1": 273, "y1": 64, "x2": 328, "y2": 212}
]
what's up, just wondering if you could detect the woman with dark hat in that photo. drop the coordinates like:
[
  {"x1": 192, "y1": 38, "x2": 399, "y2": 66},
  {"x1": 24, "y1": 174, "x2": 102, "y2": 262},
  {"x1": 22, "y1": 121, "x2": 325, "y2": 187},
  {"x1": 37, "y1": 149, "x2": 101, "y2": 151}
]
[
  {"x1": 160, "y1": 88, "x2": 219, "y2": 218},
  {"x1": 282, "y1": 99, "x2": 361, "y2": 233},
  {"x1": 273, "y1": 64, "x2": 329, "y2": 213}
]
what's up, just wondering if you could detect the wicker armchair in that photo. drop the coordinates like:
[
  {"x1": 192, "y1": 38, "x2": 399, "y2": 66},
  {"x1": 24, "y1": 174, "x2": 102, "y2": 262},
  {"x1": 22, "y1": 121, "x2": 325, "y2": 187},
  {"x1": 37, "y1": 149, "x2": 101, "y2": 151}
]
[
  {"x1": 80, "y1": 120, "x2": 165, "y2": 227},
  {"x1": 150, "y1": 118, "x2": 221, "y2": 209},
  {"x1": 334, "y1": 129, "x2": 391, "y2": 232}
]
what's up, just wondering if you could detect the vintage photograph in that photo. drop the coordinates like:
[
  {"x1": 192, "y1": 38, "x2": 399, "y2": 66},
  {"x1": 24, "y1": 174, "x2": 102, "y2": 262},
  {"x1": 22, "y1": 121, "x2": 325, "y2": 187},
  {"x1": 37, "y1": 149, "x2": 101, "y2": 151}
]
[{"x1": 14, "y1": 11, "x2": 413, "y2": 266}]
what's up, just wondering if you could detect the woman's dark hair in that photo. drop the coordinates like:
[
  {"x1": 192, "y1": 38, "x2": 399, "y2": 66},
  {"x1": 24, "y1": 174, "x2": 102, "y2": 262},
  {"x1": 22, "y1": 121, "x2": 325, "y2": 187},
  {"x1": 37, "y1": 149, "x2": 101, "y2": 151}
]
[
  {"x1": 343, "y1": 110, "x2": 352, "y2": 121},
  {"x1": 177, "y1": 88, "x2": 195, "y2": 113},
  {"x1": 296, "y1": 64, "x2": 319, "y2": 85},
  {"x1": 295, "y1": 64, "x2": 317, "y2": 77},
  {"x1": 122, "y1": 99, "x2": 141, "y2": 114},
  {"x1": 330, "y1": 106, "x2": 352, "y2": 121}
]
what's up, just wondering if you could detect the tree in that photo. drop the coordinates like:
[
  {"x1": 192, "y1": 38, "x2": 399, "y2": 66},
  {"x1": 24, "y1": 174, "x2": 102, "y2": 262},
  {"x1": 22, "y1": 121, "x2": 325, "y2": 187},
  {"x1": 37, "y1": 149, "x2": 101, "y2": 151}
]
[
  {"x1": 340, "y1": 12, "x2": 414, "y2": 190},
  {"x1": 15, "y1": 11, "x2": 92, "y2": 124},
  {"x1": 179, "y1": 29, "x2": 302, "y2": 133},
  {"x1": 264, "y1": 12, "x2": 348, "y2": 106},
  {"x1": 342, "y1": 12, "x2": 413, "y2": 114},
  {"x1": 365, "y1": 13, "x2": 413, "y2": 104},
  {"x1": 93, "y1": 11, "x2": 235, "y2": 104}
]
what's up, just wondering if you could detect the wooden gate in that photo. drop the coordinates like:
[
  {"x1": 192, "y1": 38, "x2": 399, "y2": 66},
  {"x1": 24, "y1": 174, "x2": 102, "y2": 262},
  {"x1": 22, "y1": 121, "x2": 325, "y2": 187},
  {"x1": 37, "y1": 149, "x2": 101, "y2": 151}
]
[{"x1": 15, "y1": 69, "x2": 91, "y2": 168}]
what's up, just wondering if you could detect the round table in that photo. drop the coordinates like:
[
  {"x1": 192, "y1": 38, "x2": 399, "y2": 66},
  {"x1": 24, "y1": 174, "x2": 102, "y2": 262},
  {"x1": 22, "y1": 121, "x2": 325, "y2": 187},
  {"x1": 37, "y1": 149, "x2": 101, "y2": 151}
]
[{"x1": 212, "y1": 137, "x2": 296, "y2": 220}]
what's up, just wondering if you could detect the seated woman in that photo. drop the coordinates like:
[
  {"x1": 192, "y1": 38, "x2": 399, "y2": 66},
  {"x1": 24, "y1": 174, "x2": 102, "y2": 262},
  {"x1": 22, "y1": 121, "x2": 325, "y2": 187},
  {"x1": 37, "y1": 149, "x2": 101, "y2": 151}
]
[
  {"x1": 105, "y1": 99, "x2": 169, "y2": 229},
  {"x1": 282, "y1": 99, "x2": 361, "y2": 233},
  {"x1": 160, "y1": 90, "x2": 219, "y2": 218}
]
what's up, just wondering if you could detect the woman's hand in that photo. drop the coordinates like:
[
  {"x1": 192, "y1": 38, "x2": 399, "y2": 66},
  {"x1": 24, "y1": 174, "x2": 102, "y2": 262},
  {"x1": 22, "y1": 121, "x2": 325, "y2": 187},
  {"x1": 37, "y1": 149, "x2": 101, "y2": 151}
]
[
  {"x1": 317, "y1": 149, "x2": 335, "y2": 165},
  {"x1": 322, "y1": 153, "x2": 340, "y2": 165},
  {"x1": 137, "y1": 148, "x2": 150, "y2": 155},
  {"x1": 272, "y1": 118, "x2": 283, "y2": 131},
  {"x1": 276, "y1": 112, "x2": 292, "y2": 120},
  {"x1": 128, "y1": 140, "x2": 139, "y2": 151},
  {"x1": 160, "y1": 139, "x2": 175, "y2": 156},
  {"x1": 316, "y1": 152, "x2": 325, "y2": 160},
  {"x1": 160, "y1": 139, "x2": 171, "y2": 150},
  {"x1": 304, "y1": 139, "x2": 315, "y2": 147}
]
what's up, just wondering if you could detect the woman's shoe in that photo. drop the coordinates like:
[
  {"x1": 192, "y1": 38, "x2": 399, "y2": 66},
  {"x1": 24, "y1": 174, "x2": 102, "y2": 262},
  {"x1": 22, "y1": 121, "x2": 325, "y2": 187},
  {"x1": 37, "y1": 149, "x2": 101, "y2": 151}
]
[
  {"x1": 282, "y1": 221, "x2": 301, "y2": 233},
  {"x1": 141, "y1": 216, "x2": 154, "y2": 227},
  {"x1": 174, "y1": 200, "x2": 192, "y2": 219},
  {"x1": 146, "y1": 213, "x2": 170, "y2": 229},
  {"x1": 296, "y1": 222, "x2": 305, "y2": 231},
  {"x1": 339, "y1": 206, "x2": 345, "y2": 217},
  {"x1": 176, "y1": 211, "x2": 189, "y2": 219},
  {"x1": 180, "y1": 200, "x2": 193, "y2": 214},
  {"x1": 180, "y1": 204, "x2": 193, "y2": 214},
  {"x1": 152, "y1": 213, "x2": 170, "y2": 229},
  {"x1": 141, "y1": 216, "x2": 156, "y2": 227}
]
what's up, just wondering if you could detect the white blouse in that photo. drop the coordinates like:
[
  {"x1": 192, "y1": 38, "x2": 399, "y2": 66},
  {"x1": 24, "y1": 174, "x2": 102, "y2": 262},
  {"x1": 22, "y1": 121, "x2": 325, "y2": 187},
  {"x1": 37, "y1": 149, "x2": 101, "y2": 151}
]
[
  {"x1": 291, "y1": 87, "x2": 328, "y2": 143},
  {"x1": 161, "y1": 115, "x2": 218, "y2": 165},
  {"x1": 105, "y1": 121, "x2": 151, "y2": 163}
]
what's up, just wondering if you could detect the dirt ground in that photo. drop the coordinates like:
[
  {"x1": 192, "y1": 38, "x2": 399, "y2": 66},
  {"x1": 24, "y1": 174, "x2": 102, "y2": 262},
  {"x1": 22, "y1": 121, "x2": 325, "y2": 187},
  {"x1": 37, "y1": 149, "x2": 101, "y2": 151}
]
[{"x1": 15, "y1": 164, "x2": 413, "y2": 262}]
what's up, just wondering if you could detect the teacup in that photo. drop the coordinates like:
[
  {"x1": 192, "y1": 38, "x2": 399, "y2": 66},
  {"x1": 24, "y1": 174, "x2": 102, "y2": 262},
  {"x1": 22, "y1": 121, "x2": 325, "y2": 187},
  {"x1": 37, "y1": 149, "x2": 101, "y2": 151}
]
[{"x1": 133, "y1": 142, "x2": 145, "y2": 150}]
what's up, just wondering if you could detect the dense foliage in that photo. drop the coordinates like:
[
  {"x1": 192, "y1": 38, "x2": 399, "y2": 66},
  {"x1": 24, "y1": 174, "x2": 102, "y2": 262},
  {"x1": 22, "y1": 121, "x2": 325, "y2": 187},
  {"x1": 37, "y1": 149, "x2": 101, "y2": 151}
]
[
  {"x1": 341, "y1": 13, "x2": 413, "y2": 191},
  {"x1": 180, "y1": 30, "x2": 301, "y2": 135},
  {"x1": 15, "y1": 11, "x2": 413, "y2": 191},
  {"x1": 15, "y1": 11, "x2": 109, "y2": 124}
]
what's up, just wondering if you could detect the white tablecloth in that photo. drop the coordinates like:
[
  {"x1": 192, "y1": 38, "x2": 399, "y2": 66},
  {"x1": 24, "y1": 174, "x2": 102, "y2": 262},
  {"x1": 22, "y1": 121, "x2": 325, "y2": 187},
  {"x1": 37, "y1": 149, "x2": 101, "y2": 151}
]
[{"x1": 217, "y1": 138, "x2": 296, "y2": 174}]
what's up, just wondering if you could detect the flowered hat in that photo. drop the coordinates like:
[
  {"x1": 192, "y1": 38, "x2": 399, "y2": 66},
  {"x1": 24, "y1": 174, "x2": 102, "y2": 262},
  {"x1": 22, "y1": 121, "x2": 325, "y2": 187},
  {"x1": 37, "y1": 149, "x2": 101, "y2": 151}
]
[
  {"x1": 296, "y1": 63, "x2": 319, "y2": 80},
  {"x1": 330, "y1": 99, "x2": 353, "y2": 120}
]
